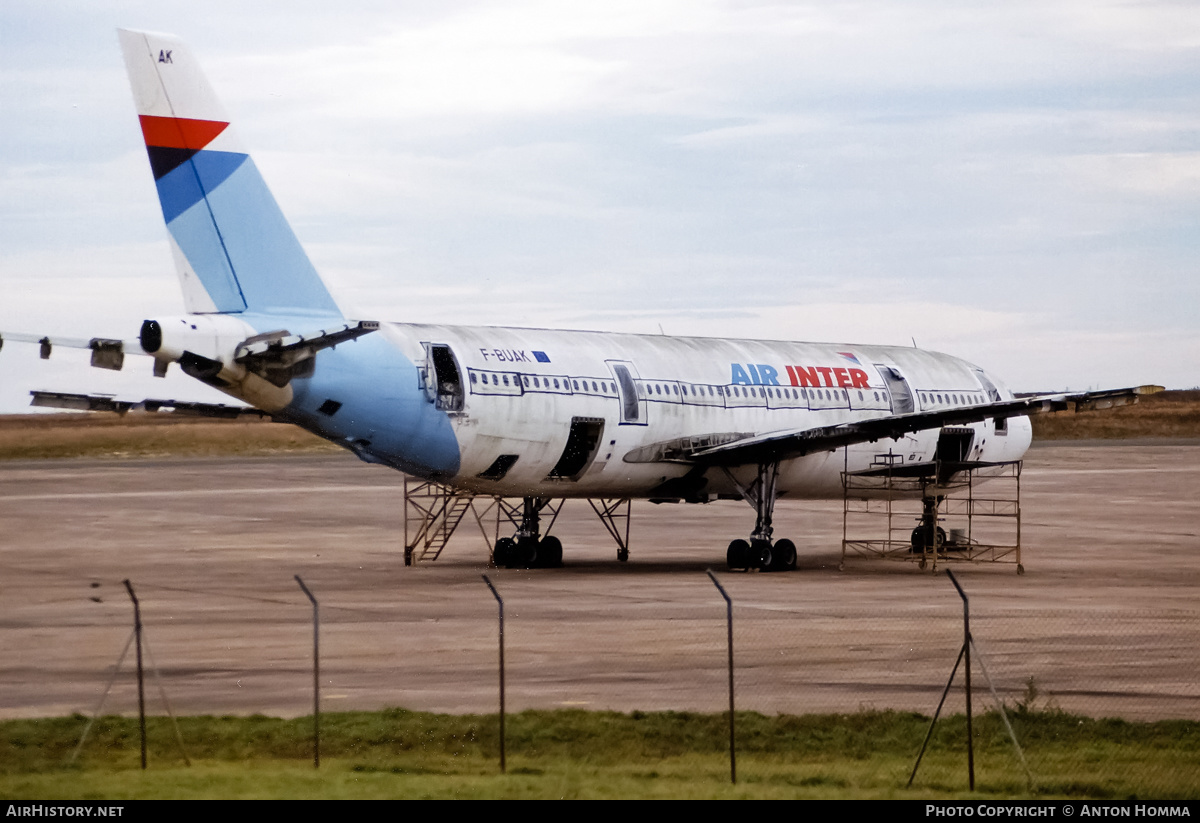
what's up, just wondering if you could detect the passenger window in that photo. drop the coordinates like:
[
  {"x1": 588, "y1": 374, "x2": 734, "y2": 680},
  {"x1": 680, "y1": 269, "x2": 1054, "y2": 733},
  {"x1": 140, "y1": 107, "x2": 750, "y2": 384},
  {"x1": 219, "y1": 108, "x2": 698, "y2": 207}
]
[
  {"x1": 470, "y1": 373, "x2": 478, "y2": 384},
  {"x1": 503, "y1": 375, "x2": 509, "y2": 386}
]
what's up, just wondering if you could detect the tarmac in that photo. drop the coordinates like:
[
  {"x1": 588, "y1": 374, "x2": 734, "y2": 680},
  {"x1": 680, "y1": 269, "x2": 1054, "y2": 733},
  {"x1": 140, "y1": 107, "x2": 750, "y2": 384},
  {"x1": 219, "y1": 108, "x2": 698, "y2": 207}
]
[{"x1": 0, "y1": 440, "x2": 1197, "y2": 721}]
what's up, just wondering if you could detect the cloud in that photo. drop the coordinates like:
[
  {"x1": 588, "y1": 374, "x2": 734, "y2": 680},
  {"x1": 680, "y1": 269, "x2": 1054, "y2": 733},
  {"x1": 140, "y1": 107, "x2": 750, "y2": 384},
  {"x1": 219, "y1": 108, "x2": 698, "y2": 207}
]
[{"x1": 2, "y1": 0, "x2": 1199, "y2": 413}]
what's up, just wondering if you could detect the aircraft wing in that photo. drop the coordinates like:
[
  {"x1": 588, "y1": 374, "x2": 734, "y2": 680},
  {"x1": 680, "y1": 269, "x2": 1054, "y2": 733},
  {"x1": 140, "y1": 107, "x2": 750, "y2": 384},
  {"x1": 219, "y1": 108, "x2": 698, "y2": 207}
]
[
  {"x1": 29, "y1": 390, "x2": 271, "y2": 419},
  {"x1": 656, "y1": 385, "x2": 1164, "y2": 467}
]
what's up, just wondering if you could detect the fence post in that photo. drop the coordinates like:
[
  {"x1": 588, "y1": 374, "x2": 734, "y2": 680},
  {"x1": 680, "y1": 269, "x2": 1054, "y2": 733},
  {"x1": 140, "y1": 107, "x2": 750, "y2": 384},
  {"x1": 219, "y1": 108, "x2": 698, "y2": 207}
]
[
  {"x1": 295, "y1": 575, "x2": 320, "y2": 768},
  {"x1": 481, "y1": 574, "x2": 506, "y2": 773},
  {"x1": 121, "y1": 580, "x2": 147, "y2": 770},
  {"x1": 706, "y1": 570, "x2": 736, "y2": 785},
  {"x1": 946, "y1": 569, "x2": 975, "y2": 791}
]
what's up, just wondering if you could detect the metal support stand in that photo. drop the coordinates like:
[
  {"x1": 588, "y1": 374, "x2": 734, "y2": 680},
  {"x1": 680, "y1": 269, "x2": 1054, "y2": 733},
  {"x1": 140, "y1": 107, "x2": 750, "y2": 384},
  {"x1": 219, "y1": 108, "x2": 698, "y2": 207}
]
[
  {"x1": 403, "y1": 478, "x2": 478, "y2": 564},
  {"x1": 842, "y1": 459, "x2": 1022, "y2": 572},
  {"x1": 295, "y1": 575, "x2": 320, "y2": 768},
  {"x1": 404, "y1": 479, "x2": 636, "y2": 566},
  {"x1": 482, "y1": 575, "x2": 506, "y2": 773},
  {"x1": 707, "y1": 570, "x2": 736, "y2": 785},
  {"x1": 587, "y1": 498, "x2": 632, "y2": 561}
]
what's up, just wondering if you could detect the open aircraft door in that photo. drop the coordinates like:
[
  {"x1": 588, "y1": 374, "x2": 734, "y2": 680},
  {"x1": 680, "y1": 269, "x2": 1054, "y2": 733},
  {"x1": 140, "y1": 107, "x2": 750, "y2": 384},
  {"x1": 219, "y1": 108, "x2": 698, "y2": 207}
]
[
  {"x1": 422, "y1": 343, "x2": 465, "y2": 412},
  {"x1": 875, "y1": 363, "x2": 915, "y2": 415},
  {"x1": 606, "y1": 359, "x2": 648, "y2": 426}
]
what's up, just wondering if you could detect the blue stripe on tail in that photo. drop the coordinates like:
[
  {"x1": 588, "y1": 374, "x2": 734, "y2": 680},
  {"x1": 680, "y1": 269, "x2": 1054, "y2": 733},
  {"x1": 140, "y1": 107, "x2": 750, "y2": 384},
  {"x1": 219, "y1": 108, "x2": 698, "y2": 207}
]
[{"x1": 162, "y1": 149, "x2": 343, "y2": 318}]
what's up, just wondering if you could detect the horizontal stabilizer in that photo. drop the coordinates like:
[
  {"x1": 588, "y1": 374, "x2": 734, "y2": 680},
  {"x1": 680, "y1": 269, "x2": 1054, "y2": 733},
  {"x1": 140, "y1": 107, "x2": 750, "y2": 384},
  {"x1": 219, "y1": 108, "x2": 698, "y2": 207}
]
[
  {"x1": 30, "y1": 390, "x2": 270, "y2": 419},
  {"x1": 234, "y1": 320, "x2": 380, "y2": 387},
  {"x1": 0, "y1": 331, "x2": 141, "y2": 370}
]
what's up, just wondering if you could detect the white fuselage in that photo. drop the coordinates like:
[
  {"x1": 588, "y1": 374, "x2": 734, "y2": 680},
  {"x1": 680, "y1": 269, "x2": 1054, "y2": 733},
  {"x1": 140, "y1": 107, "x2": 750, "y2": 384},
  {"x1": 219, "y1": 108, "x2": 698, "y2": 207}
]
[{"x1": 364, "y1": 322, "x2": 1032, "y2": 500}]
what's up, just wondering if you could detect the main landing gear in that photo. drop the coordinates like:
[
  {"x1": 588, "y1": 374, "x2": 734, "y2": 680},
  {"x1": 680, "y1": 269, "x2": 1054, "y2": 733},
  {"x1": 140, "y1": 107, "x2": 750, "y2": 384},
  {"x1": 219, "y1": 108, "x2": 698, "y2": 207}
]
[
  {"x1": 722, "y1": 461, "x2": 798, "y2": 572},
  {"x1": 492, "y1": 496, "x2": 564, "y2": 569}
]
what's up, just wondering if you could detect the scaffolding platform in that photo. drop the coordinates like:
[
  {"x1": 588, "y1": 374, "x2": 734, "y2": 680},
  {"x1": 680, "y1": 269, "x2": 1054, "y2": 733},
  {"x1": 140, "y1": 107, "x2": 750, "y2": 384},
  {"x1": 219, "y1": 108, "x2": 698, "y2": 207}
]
[{"x1": 841, "y1": 454, "x2": 1023, "y2": 573}]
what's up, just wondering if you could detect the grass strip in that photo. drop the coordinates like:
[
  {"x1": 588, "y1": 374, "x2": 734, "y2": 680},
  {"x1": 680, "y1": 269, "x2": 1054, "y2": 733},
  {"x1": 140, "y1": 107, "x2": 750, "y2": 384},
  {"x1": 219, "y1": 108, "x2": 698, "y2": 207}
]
[{"x1": 1, "y1": 708, "x2": 1196, "y2": 799}]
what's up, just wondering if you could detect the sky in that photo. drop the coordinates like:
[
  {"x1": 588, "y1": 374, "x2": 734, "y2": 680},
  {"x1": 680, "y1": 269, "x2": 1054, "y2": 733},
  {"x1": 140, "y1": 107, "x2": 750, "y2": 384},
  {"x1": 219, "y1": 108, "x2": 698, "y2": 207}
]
[{"x1": 2, "y1": 0, "x2": 1198, "y2": 413}]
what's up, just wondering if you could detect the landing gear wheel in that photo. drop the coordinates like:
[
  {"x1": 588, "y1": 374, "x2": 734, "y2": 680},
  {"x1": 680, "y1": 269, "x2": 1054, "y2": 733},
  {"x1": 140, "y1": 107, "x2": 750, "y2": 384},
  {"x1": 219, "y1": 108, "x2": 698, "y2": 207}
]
[
  {"x1": 506, "y1": 536, "x2": 538, "y2": 568},
  {"x1": 1017, "y1": 564, "x2": 1025, "y2": 575},
  {"x1": 910, "y1": 526, "x2": 947, "y2": 553},
  {"x1": 493, "y1": 537, "x2": 516, "y2": 567},
  {"x1": 538, "y1": 536, "x2": 563, "y2": 568},
  {"x1": 617, "y1": 547, "x2": 629, "y2": 563},
  {"x1": 727, "y1": 539, "x2": 751, "y2": 570},
  {"x1": 771, "y1": 538, "x2": 797, "y2": 571},
  {"x1": 750, "y1": 539, "x2": 773, "y2": 571}
]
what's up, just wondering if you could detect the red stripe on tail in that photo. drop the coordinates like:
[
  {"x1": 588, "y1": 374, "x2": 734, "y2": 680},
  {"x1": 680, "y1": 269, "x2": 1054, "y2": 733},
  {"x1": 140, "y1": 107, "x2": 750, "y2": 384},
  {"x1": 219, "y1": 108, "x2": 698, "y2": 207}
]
[{"x1": 138, "y1": 115, "x2": 228, "y2": 150}]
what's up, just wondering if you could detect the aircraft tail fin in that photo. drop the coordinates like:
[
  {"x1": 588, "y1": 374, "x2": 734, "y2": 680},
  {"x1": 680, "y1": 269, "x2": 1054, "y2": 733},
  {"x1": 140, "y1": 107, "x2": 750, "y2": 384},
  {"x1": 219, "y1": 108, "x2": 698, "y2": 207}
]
[{"x1": 118, "y1": 29, "x2": 342, "y2": 319}]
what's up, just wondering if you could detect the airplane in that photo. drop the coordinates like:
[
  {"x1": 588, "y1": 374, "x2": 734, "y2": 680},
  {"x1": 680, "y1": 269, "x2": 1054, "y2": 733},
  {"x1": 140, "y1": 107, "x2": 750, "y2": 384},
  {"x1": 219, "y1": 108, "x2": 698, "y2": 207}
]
[{"x1": 0, "y1": 30, "x2": 1161, "y2": 572}]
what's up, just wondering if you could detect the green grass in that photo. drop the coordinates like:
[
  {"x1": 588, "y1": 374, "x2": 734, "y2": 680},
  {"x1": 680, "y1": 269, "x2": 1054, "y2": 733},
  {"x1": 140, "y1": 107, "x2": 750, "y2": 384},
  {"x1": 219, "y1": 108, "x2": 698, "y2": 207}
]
[{"x1": 1, "y1": 708, "x2": 1196, "y2": 799}]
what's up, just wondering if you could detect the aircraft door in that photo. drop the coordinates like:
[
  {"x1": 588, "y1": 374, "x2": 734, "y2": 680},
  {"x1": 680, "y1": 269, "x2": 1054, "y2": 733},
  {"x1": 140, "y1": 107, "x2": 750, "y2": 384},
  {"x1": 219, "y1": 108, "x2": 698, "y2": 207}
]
[
  {"x1": 547, "y1": 417, "x2": 605, "y2": 480},
  {"x1": 875, "y1": 364, "x2": 915, "y2": 415},
  {"x1": 423, "y1": 343, "x2": 464, "y2": 412},
  {"x1": 607, "y1": 360, "x2": 647, "y2": 425},
  {"x1": 974, "y1": 369, "x2": 1003, "y2": 402}
]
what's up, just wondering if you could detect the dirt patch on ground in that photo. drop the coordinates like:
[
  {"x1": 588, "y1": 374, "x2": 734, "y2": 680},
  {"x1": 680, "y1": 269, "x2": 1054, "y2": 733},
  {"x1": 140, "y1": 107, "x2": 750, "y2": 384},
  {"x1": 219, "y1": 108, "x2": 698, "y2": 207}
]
[
  {"x1": 1030, "y1": 389, "x2": 1200, "y2": 440},
  {"x1": 0, "y1": 444, "x2": 1196, "y2": 722},
  {"x1": 0, "y1": 413, "x2": 338, "y2": 460}
]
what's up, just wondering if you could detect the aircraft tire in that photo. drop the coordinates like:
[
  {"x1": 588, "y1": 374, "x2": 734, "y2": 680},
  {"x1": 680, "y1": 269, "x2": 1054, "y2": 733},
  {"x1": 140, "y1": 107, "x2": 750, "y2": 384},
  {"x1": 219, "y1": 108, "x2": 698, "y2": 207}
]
[
  {"x1": 727, "y1": 539, "x2": 750, "y2": 570},
  {"x1": 493, "y1": 537, "x2": 516, "y2": 567},
  {"x1": 538, "y1": 536, "x2": 563, "y2": 568},
  {"x1": 750, "y1": 539, "x2": 773, "y2": 571},
  {"x1": 910, "y1": 526, "x2": 947, "y2": 554},
  {"x1": 516, "y1": 536, "x2": 538, "y2": 568},
  {"x1": 771, "y1": 538, "x2": 797, "y2": 571}
]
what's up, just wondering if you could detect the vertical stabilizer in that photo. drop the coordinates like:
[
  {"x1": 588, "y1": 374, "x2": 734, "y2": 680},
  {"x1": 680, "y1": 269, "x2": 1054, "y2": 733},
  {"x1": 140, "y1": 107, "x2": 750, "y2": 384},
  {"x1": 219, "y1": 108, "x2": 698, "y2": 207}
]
[{"x1": 118, "y1": 29, "x2": 342, "y2": 318}]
